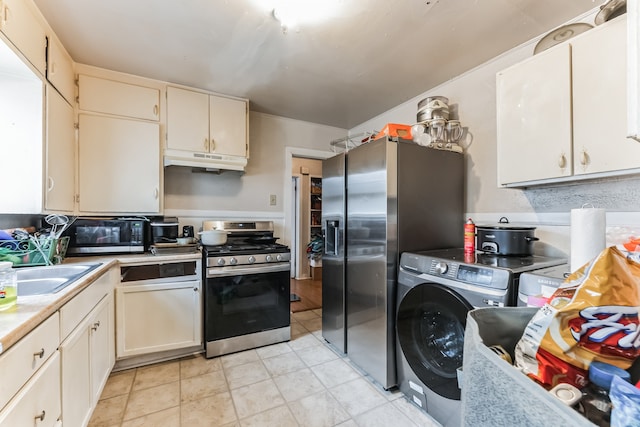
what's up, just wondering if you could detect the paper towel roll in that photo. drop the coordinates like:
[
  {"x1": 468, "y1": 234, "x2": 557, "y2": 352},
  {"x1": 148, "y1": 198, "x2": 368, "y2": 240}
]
[{"x1": 570, "y1": 207, "x2": 606, "y2": 272}]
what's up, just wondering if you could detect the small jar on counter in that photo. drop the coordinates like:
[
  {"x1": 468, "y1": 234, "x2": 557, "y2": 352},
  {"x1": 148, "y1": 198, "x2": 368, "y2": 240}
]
[{"x1": 0, "y1": 261, "x2": 17, "y2": 311}]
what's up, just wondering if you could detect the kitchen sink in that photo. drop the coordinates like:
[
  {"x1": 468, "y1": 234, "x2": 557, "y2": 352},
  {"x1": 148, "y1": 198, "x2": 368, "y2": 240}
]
[{"x1": 16, "y1": 263, "x2": 102, "y2": 296}]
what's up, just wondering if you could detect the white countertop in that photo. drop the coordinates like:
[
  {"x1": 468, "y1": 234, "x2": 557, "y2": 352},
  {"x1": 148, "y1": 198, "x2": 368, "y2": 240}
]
[{"x1": 0, "y1": 251, "x2": 202, "y2": 355}]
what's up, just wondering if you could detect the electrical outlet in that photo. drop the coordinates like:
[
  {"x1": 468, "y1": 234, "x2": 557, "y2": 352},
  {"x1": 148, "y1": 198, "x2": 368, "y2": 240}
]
[{"x1": 269, "y1": 194, "x2": 277, "y2": 206}]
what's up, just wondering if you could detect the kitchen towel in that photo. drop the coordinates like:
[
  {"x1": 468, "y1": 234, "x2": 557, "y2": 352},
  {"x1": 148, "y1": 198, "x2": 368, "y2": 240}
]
[{"x1": 570, "y1": 206, "x2": 606, "y2": 272}]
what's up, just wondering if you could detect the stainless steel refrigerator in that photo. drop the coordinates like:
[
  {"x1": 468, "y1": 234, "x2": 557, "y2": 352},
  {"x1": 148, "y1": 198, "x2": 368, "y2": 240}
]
[{"x1": 322, "y1": 137, "x2": 463, "y2": 389}]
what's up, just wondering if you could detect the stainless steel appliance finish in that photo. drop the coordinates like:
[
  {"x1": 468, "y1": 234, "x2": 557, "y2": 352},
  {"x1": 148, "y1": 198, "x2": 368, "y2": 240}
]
[
  {"x1": 321, "y1": 152, "x2": 347, "y2": 354},
  {"x1": 396, "y1": 249, "x2": 566, "y2": 426},
  {"x1": 64, "y1": 217, "x2": 147, "y2": 255},
  {"x1": 150, "y1": 217, "x2": 179, "y2": 244},
  {"x1": 343, "y1": 137, "x2": 465, "y2": 390},
  {"x1": 517, "y1": 263, "x2": 569, "y2": 307},
  {"x1": 202, "y1": 221, "x2": 291, "y2": 358}
]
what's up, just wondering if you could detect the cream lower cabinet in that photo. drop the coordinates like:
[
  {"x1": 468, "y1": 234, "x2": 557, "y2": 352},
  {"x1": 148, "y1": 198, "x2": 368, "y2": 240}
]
[
  {"x1": 60, "y1": 294, "x2": 113, "y2": 427},
  {"x1": 497, "y1": 16, "x2": 639, "y2": 187},
  {"x1": 59, "y1": 266, "x2": 116, "y2": 427},
  {"x1": 45, "y1": 83, "x2": 75, "y2": 213},
  {"x1": 78, "y1": 113, "x2": 161, "y2": 214},
  {"x1": 166, "y1": 86, "x2": 248, "y2": 158},
  {"x1": 0, "y1": 313, "x2": 61, "y2": 427},
  {"x1": 116, "y1": 279, "x2": 202, "y2": 358},
  {"x1": 0, "y1": 352, "x2": 61, "y2": 427}
]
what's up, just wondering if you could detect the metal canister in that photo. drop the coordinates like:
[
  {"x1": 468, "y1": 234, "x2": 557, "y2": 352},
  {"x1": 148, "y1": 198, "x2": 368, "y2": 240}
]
[
  {"x1": 417, "y1": 96, "x2": 450, "y2": 122},
  {"x1": 464, "y1": 218, "x2": 476, "y2": 254}
]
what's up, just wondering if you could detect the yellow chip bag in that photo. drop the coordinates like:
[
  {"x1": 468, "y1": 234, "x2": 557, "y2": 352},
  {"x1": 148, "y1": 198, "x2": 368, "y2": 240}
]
[{"x1": 515, "y1": 246, "x2": 640, "y2": 388}]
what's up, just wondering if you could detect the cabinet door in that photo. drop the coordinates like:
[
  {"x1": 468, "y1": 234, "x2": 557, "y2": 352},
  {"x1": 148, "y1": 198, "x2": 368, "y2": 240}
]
[
  {"x1": 209, "y1": 94, "x2": 248, "y2": 157},
  {"x1": 116, "y1": 280, "x2": 201, "y2": 358},
  {"x1": 78, "y1": 114, "x2": 160, "y2": 213},
  {"x1": 0, "y1": 0, "x2": 46, "y2": 74},
  {"x1": 46, "y1": 36, "x2": 74, "y2": 104},
  {"x1": 45, "y1": 84, "x2": 75, "y2": 212},
  {"x1": 496, "y1": 44, "x2": 572, "y2": 185},
  {"x1": 60, "y1": 316, "x2": 92, "y2": 427},
  {"x1": 166, "y1": 86, "x2": 210, "y2": 152},
  {"x1": 78, "y1": 74, "x2": 160, "y2": 121},
  {"x1": 0, "y1": 351, "x2": 61, "y2": 427},
  {"x1": 90, "y1": 294, "x2": 114, "y2": 406},
  {"x1": 572, "y1": 16, "x2": 640, "y2": 174}
]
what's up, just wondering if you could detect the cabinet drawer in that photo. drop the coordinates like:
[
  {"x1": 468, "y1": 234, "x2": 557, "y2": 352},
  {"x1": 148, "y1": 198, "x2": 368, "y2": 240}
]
[
  {"x1": 78, "y1": 74, "x2": 160, "y2": 121},
  {"x1": 0, "y1": 351, "x2": 61, "y2": 427},
  {"x1": 60, "y1": 267, "x2": 116, "y2": 340},
  {"x1": 0, "y1": 312, "x2": 59, "y2": 411}
]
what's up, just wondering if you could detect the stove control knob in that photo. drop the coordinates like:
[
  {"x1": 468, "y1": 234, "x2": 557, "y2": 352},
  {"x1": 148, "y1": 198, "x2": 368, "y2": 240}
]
[
  {"x1": 248, "y1": 256, "x2": 256, "y2": 264},
  {"x1": 229, "y1": 257, "x2": 237, "y2": 266},
  {"x1": 217, "y1": 258, "x2": 225, "y2": 266},
  {"x1": 276, "y1": 254, "x2": 283, "y2": 262},
  {"x1": 266, "y1": 254, "x2": 273, "y2": 262},
  {"x1": 435, "y1": 262, "x2": 448, "y2": 275}
]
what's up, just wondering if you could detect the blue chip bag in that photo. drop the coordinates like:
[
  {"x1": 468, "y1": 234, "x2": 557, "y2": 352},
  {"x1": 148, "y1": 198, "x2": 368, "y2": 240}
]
[{"x1": 610, "y1": 375, "x2": 640, "y2": 427}]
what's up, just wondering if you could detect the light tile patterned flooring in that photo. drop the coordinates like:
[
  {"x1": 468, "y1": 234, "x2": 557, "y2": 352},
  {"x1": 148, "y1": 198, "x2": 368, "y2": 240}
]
[{"x1": 88, "y1": 309, "x2": 440, "y2": 427}]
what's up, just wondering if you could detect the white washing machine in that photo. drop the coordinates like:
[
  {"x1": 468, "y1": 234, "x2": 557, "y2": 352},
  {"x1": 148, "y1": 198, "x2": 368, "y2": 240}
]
[{"x1": 396, "y1": 248, "x2": 566, "y2": 427}]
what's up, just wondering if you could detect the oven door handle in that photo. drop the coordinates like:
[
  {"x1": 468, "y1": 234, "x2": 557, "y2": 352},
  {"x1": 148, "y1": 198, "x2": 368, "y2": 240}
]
[{"x1": 206, "y1": 263, "x2": 290, "y2": 277}]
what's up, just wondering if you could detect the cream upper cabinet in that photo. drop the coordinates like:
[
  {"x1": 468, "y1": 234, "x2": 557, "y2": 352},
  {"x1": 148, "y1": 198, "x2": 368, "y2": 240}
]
[
  {"x1": 46, "y1": 35, "x2": 74, "y2": 104},
  {"x1": 0, "y1": 0, "x2": 46, "y2": 74},
  {"x1": 496, "y1": 44, "x2": 572, "y2": 185},
  {"x1": 497, "y1": 15, "x2": 639, "y2": 187},
  {"x1": 45, "y1": 84, "x2": 75, "y2": 213},
  {"x1": 78, "y1": 74, "x2": 160, "y2": 121},
  {"x1": 78, "y1": 113, "x2": 161, "y2": 214},
  {"x1": 572, "y1": 16, "x2": 640, "y2": 174},
  {"x1": 166, "y1": 86, "x2": 248, "y2": 158}
]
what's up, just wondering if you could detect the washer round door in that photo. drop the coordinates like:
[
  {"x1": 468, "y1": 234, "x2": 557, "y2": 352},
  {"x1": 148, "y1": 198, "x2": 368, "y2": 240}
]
[{"x1": 397, "y1": 282, "x2": 473, "y2": 400}]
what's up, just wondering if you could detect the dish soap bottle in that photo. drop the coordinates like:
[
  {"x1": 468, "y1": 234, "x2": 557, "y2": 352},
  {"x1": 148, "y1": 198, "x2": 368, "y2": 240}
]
[{"x1": 0, "y1": 261, "x2": 17, "y2": 311}]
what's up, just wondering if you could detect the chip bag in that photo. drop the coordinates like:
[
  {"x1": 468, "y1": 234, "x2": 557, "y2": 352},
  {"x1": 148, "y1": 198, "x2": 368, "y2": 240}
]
[{"x1": 515, "y1": 246, "x2": 640, "y2": 388}]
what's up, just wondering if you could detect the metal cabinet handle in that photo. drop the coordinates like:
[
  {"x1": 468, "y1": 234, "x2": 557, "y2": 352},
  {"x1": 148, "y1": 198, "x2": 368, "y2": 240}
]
[
  {"x1": 91, "y1": 320, "x2": 101, "y2": 331},
  {"x1": 204, "y1": 138, "x2": 209, "y2": 151},
  {"x1": 35, "y1": 410, "x2": 45, "y2": 422},
  {"x1": 33, "y1": 348, "x2": 45, "y2": 359},
  {"x1": 557, "y1": 153, "x2": 566, "y2": 169},
  {"x1": 153, "y1": 105, "x2": 158, "y2": 116},
  {"x1": 47, "y1": 177, "x2": 55, "y2": 192},
  {"x1": 3, "y1": 5, "x2": 9, "y2": 24},
  {"x1": 210, "y1": 138, "x2": 215, "y2": 151}
]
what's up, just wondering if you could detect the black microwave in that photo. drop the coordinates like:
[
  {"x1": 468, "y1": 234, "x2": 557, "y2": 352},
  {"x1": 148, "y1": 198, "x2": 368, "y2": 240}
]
[{"x1": 64, "y1": 218, "x2": 148, "y2": 255}]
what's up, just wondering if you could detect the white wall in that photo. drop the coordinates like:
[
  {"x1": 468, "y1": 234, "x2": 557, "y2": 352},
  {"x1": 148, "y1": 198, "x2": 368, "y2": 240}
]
[
  {"x1": 350, "y1": 13, "x2": 640, "y2": 258},
  {"x1": 165, "y1": 111, "x2": 346, "y2": 243}
]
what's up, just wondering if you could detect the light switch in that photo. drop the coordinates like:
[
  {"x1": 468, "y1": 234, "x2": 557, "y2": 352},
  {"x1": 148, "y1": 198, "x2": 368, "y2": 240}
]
[{"x1": 269, "y1": 194, "x2": 277, "y2": 206}]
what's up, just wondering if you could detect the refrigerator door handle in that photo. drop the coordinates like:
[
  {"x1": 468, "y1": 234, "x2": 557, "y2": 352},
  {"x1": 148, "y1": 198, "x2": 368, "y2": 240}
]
[{"x1": 325, "y1": 220, "x2": 340, "y2": 256}]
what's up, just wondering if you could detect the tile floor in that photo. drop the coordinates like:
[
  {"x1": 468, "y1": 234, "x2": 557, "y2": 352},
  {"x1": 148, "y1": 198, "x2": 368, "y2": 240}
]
[{"x1": 88, "y1": 309, "x2": 440, "y2": 427}]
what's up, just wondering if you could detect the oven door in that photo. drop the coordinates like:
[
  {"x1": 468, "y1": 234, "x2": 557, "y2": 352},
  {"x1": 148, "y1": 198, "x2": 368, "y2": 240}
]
[{"x1": 204, "y1": 263, "x2": 290, "y2": 342}]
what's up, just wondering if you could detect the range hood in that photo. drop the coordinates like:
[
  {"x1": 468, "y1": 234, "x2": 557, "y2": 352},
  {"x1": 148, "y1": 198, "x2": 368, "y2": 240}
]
[{"x1": 164, "y1": 148, "x2": 247, "y2": 173}]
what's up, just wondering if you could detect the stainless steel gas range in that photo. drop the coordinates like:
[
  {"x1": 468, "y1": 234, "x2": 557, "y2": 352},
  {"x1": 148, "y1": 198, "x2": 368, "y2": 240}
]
[{"x1": 201, "y1": 221, "x2": 291, "y2": 358}]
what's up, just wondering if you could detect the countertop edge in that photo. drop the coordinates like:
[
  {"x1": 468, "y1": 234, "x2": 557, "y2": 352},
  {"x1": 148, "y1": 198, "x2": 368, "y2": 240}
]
[{"x1": 0, "y1": 251, "x2": 201, "y2": 355}]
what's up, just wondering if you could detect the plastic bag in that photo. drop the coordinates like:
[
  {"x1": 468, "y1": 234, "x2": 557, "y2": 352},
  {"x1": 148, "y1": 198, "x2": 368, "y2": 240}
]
[
  {"x1": 514, "y1": 246, "x2": 640, "y2": 388},
  {"x1": 610, "y1": 376, "x2": 640, "y2": 427}
]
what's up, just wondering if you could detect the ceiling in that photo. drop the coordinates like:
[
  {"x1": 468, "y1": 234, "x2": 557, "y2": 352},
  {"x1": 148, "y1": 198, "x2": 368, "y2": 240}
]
[{"x1": 34, "y1": 0, "x2": 602, "y2": 129}]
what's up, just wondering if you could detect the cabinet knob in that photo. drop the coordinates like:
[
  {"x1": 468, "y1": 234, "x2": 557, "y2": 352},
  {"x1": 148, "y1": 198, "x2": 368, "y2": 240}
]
[
  {"x1": 580, "y1": 150, "x2": 590, "y2": 166},
  {"x1": 153, "y1": 105, "x2": 159, "y2": 116},
  {"x1": 558, "y1": 154, "x2": 567, "y2": 169},
  {"x1": 33, "y1": 348, "x2": 45, "y2": 359},
  {"x1": 34, "y1": 410, "x2": 46, "y2": 422}
]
